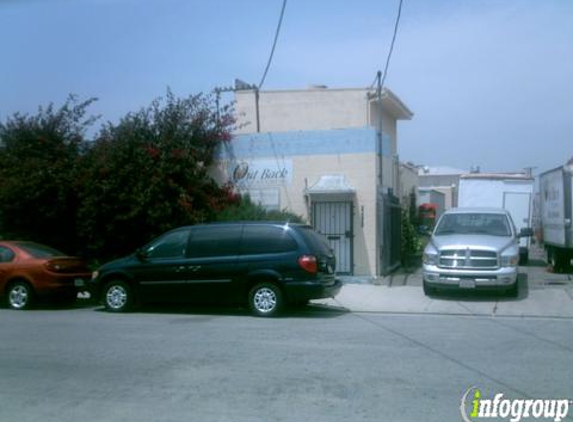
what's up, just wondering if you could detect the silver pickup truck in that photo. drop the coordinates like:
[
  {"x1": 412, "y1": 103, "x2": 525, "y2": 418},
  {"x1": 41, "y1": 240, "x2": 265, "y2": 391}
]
[{"x1": 422, "y1": 207, "x2": 533, "y2": 297}]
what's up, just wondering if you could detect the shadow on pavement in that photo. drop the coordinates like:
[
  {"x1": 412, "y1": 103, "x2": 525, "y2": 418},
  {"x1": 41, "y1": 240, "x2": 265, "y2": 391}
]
[
  {"x1": 525, "y1": 258, "x2": 548, "y2": 268},
  {"x1": 88, "y1": 301, "x2": 349, "y2": 319}
]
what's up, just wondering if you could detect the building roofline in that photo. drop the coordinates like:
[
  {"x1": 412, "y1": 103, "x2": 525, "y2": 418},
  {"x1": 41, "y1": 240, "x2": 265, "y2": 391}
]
[
  {"x1": 370, "y1": 87, "x2": 414, "y2": 121},
  {"x1": 460, "y1": 172, "x2": 534, "y2": 181},
  {"x1": 235, "y1": 85, "x2": 414, "y2": 121}
]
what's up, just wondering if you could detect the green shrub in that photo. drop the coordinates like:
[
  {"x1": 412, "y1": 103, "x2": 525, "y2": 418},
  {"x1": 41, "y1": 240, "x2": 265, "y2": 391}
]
[{"x1": 216, "y1": 195, "x2": 305, "y2": 224}]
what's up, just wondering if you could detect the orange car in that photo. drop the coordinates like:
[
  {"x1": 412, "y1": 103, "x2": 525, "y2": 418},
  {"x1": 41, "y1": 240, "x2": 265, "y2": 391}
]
[{"x1": 0, "y1": 241, "x2": 92, "y2": 310}]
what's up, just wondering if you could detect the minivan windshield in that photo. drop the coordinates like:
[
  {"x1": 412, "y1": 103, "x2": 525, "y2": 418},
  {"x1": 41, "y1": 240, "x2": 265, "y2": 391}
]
[{"x1": 434, "y1": 213, "x2": 512, "y2": 237}]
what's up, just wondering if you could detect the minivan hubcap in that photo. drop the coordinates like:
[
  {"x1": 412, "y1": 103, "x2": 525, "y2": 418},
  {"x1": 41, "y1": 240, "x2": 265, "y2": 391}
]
[
  {"x1": 254, "y1": 288, "x2": 276, "y2": 313},
  {"x1": 9, "y1": 285, "x2": 28, "y2": 309},
  {"x1": 106, "y1": 285, "x2": 127, "y2": 309}
]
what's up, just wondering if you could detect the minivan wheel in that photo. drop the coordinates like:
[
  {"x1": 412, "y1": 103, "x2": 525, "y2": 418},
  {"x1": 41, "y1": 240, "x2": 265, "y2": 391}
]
[
  {"x1": 7, "y1": 281, "x2": 34, "y2": 310},
  {"x1": 248, "y1": 283, "x2": 283, "y2": 317},
  {"x1": 103, "y1": 280, "x2": 133, "y2": 312}
]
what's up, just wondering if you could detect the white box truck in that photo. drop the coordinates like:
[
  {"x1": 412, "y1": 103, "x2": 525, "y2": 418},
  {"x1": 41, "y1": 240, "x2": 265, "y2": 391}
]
[
  {"x1": 458, "y1": 173, "x2": 534, "y2": 264},
  {"x1": 539, "y1": 161, "x2": 573, "y2": 270}
]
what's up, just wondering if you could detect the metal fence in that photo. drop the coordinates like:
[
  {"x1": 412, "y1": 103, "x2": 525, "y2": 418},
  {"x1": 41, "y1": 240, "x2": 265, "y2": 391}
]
[{"x1": 380, "y1": 193, "x2": 402, "y2": 275}]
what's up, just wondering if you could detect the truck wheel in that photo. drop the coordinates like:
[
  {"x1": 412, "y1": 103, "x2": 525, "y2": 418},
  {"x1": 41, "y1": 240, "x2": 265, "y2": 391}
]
[
  {"x1": 549, "y1": 248, "x2": 568, "y2": 272},
  {"x1": 505, "y1": 282, "x2": 519, "y2": 298},
  {"x1": 423, "y1": 280, "x2": 436, "y2": 297}
]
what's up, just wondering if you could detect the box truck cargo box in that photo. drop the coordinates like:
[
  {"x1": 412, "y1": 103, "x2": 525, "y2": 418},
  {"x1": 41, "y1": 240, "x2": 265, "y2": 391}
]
[{"x1": 458, "y1": 173, "x2": 534, "y2": 264}]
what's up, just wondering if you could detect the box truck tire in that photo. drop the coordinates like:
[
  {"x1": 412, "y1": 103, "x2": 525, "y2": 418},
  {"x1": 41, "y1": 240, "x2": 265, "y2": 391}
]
[
  {"x1": 547, "y1": 246, "x2": 571, "y2": 272},
  {"x1": 519, "y1": 249, "x2": 529, "y2": 265}
]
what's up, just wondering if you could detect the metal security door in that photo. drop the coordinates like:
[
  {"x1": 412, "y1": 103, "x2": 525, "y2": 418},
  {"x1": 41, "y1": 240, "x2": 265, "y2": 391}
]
[{"x1": 312, "y1": 202, "x2": 353, "y2": 274}]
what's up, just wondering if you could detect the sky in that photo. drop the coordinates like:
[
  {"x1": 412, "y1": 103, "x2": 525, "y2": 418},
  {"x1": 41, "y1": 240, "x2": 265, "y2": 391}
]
[{"x1": 1, "y1": 0, "x2": 572, "y2": 175}]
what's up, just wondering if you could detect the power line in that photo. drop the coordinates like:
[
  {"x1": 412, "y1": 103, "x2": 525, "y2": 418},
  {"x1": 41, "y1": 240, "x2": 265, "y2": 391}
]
[
  {"x1": 259, "y1": 0, "x2": 287, "y2": 89},
  {"x1": 379, "y1": 0, "x2": 404, "y2": 88}
]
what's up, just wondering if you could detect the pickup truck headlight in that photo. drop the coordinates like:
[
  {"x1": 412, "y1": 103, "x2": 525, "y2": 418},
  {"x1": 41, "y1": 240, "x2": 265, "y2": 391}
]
[
  {"x1": 500, "y1": 255, "x2": 519, "y2": 267},
  {"x1": 423, "y1": 252, "x2": 439, "y2": 265}
]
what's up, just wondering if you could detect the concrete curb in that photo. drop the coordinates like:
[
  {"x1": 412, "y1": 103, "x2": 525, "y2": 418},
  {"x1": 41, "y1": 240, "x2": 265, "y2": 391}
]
[{"x1": 314, "y1": 283, "x2": 573, "y2": 319}]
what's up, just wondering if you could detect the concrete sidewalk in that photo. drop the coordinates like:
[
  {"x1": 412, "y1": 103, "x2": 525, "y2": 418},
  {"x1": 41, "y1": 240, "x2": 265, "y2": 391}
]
[{"x1": 316, "y1": 264, "x2": 573, "y2": 318}]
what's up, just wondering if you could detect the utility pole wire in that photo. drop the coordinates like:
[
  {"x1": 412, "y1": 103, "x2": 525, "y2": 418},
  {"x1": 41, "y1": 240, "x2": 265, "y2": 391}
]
[
  {"x1": 259, "y1": 0, "x2": 288, "y2": 90},
  {"x1": 380, "y1": 0, "x2": 404, "y2": 88}
]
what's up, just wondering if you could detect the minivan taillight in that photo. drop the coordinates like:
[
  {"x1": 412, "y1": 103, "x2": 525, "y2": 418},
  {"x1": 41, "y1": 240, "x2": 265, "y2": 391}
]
[{"x1": 298, "y1": 255, "x2": 318, "y2": 274}]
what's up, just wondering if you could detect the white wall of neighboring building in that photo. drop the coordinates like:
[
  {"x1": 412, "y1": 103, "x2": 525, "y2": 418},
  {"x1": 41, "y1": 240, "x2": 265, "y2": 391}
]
[{"x1": 399, "y1": 162, "x2": 419, "y2": 205}]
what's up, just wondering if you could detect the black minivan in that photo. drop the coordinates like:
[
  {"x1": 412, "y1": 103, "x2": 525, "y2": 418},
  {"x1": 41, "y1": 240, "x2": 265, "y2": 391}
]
[{"x1": 89, "y1": 222, "x2": 342, "y2": 316}]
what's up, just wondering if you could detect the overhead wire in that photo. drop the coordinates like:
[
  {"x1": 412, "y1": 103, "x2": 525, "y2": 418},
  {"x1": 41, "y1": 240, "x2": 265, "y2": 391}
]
[
  {"x1": 381, "y1": 0, "x2": 404, "y2": 87},
  {"x1": 376, "y1": 0, "x2": 404, "y2": 89},
  {"x1": 259, "y1": 0, "x2": 288, "y2": 90}
]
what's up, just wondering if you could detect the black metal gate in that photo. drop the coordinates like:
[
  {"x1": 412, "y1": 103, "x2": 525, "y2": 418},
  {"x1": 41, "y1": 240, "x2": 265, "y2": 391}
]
[
  {"x1": 312, "y1": 201, "x2": 353, "y2": 274},
  {"x1": 380, "y1": 193, "x2": 401, "y2": 275}
]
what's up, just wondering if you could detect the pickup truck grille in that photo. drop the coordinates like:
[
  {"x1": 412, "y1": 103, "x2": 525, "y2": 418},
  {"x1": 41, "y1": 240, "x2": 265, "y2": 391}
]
[{"x1": 439, "y1": 249, "x2": 498, "y2": 269}]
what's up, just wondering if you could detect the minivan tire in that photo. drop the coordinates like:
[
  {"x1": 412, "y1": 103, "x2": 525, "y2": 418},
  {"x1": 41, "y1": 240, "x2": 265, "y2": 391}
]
[
  {"x1": 248, "y1": 283, "x2": 283, "y2": 317},
  {"x1": 103, "y1": 280, "x2": 133, "y2": 312}
]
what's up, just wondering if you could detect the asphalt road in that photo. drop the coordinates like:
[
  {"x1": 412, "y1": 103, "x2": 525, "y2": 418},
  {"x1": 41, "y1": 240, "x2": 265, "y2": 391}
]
[{"x1": 1, "y1": 303, "x2": 572, "y2": 422}]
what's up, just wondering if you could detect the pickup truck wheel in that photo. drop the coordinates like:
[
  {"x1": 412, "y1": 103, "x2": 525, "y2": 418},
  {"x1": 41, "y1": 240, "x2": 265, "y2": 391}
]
[
  {"x1": 248, "y1": 283, "x2": 283, "y2": 317},
  {"x1": 506, "y1": 282, "x2": 519, "y2": 298},
  {"x1": 423, "y1": 280, "x2": 436, "y2": 297}
]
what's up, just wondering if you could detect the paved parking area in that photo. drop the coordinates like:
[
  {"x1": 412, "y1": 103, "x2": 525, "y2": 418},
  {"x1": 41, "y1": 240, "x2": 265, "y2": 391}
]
[{"x1": 316, "y1": 246, "x2": 573, "y2": 318}]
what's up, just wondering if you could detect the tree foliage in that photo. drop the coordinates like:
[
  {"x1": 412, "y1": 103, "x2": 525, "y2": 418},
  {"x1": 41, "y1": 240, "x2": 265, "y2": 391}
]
[
  {"x1": 401, "y1": 189, "x2": 421, "y2": 266},
  {"x1": 76, "y1": 91, "x2": 238, "y2": 259},
  {"x1": 0, "y1": 91, "x2": 307, "y2": 261},
  {"x1": 0, "y1": 96, "x2": 97, "y2": 252}
]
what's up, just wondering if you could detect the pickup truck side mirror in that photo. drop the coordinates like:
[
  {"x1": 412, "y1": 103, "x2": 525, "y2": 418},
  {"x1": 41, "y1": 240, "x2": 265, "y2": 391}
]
[{"x1": 518, "y1": 227, "x2": 534, "y2": 238}]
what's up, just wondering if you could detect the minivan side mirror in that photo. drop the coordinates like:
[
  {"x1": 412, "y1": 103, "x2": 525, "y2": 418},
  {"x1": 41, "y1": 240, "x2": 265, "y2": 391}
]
[
  {"x1": 135, "y1": 248, "x2": 148, "y2": 261},
  {"x1": 519, "y1": 227, "x2": 534, "y2": 238}
]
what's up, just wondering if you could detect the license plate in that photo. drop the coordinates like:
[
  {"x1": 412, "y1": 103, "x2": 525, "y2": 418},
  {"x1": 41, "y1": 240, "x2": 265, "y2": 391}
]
[
  {"x1": 459, "y1": 280, "x2": 476, "y2": 289},
  {"x1": 74, "y1": 279, "x2": 85, "y2": 287}
]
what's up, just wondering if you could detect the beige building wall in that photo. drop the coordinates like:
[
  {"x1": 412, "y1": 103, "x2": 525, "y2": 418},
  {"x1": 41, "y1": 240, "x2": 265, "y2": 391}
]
[
  {"x1": 234, "y1": 87, "x2": 411, "y2": 194},
  {"x1": 214, "y1": 152, "x2": 378, "y2": 276},
  {"x1": 235, "y1": 88, "x2": 370, "y2": 134},
  {"x1": 223, "y1": 86, "x2": 413, "y2": 276}
]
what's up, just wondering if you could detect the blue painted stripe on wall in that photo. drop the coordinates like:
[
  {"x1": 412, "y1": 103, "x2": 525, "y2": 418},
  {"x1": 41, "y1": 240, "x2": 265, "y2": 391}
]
[{"x1": 216, "y1": 128, "x2": 391, "y2": 160}]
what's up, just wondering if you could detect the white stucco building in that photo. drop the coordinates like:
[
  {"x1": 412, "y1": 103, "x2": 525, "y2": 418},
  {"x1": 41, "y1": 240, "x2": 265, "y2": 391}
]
[
  {"x1": 418, "y1": 166, "x2": 467, "y2": 210},
  {"x1": 213, "y1": 86, "x2": 412, "y2": 276}
]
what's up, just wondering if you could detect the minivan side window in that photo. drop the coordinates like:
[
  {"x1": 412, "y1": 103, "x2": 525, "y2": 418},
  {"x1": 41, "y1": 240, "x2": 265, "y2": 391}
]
[
  {"x1": 297, "y1": 227, "x2": 332, "y2": 255},
  {"x1": 146, "y1": 230, "x2": 190, "y2": 260},
  {"x1": 241, "y1": 226, "x2": 298, "y2": 255},
  {"x1": 187, "y1": 226, "x2": 242, "y2": 258}
]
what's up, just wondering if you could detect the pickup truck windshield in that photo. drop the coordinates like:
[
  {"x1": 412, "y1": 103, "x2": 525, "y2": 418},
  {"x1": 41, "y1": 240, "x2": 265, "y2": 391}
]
[{"x1": 434, "y1": 213, "x2": 512, "y2": 237}]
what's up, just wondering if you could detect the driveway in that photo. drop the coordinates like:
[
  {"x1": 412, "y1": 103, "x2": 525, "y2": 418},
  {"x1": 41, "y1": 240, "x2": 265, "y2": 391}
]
[{"x1": 315, "y1": 247, "x2": 573, "y2": 318}]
